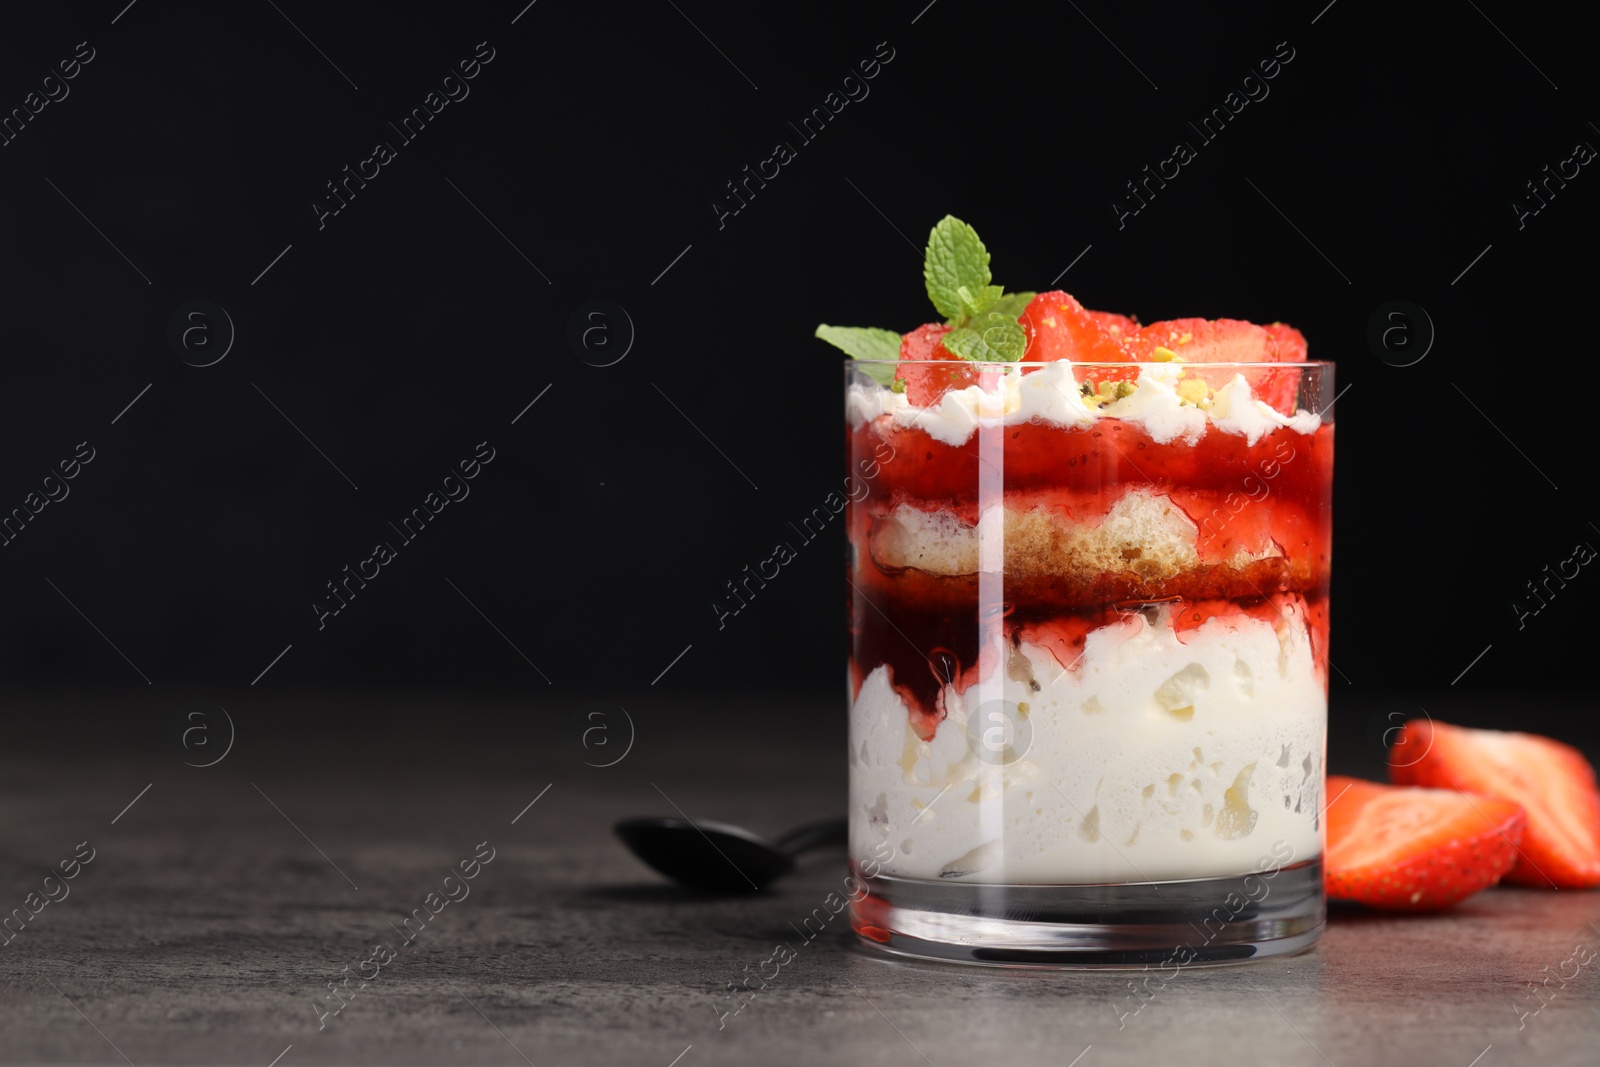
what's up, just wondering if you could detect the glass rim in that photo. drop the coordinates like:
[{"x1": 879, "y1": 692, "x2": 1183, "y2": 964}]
[{"x1": 847, "y1": 359, "x2": 1334, "y2": 369}]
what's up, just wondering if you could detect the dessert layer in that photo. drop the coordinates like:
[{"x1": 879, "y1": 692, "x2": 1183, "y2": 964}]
[
  {"x1": 849, "y1": 601, "x2": 1326, "y2": 883},
  {"x1": 872, "y1": 490, "x2": 1211, "y2": 579},
  {"x1": 846, "y1": 368, "x2": 1334, "y2": 621},
  {"x1": 848, "y1": 361, "x2": 1321, "y2": 449},
  {"x1": 849, "y1": 393, "x2": 1333, "y2": 527},
  {"x1": 867, "y1": 485, "x2": 1307, "y2": 581}
]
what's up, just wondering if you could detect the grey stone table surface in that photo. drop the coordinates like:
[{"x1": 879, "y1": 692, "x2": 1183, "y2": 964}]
[{"x1": 1, "y1": 693, "x2": 1597, "y2": 1066}]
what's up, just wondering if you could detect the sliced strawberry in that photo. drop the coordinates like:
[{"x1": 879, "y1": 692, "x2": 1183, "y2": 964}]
[
  {"x1": 903, "y1": 299, "x2": 1312, "y2": 412},
  {"x1": 1019, "y1": 292, "x2": 1136, "y2": 364},
  {"x1": 1129, "y1": 318, "x2": 1307, "y2": 413},
  {"x1": 1264, "y1": 322, "x2": 1309, "y2": 362},
  {"x1": 1125, "y1": 317, "x2": 1308, "y2": 364},
  {"x1": 1086, "y1": 309, "x2": 1141, "y2": 339},
  {"x1": 1389, "y1": 720, "x2": 1600, "y2": 888},
  {"x1": 894, "y1": 323, "x2": 975, "y2": 406},
  {"x1": 899, "y1": 322, "x2": 952, "y2": 362},
  {"x1": 1325, "y1": 775, "x2": 1525, "y2": 911},
  {"x1": 1257, "y1": 323, "x2": 1311, "y2": 410},
  {"x1": 1128, "y1": 318, "x2": 1272, "y2": 361}
]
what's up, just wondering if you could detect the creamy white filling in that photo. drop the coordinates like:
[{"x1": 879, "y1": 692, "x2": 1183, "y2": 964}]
[
  {"x1": 1209, "y1": 373, "x2": 1322, "y2": 446},
  {"x1": 849, "y1": 604, "x2": 1325, "y2": 883},
  {"x1": 846, "y1": 362, "x2": 1320, "y2": 447},
  {"x1": 1097, "y1": 362, "x2": 1207, "y2": 444}
]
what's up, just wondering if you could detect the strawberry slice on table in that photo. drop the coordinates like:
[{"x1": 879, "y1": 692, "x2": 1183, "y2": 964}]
[
  {"x1": 1324, "y1": 774, "x2": 1525, "y2": 910},
  {"x1": 1389, "y1": 720, "x2": 1600, "y2": 888},
  {"x1": 894, "y1": 323, "x2": 977, "y2": 406}
]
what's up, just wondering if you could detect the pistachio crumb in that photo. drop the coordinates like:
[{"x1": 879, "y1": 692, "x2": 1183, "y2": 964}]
[
  {"x1": 1152, "y1": 346, "x2": 1179, "y2": 362},
  {"x1": 1177, "y1": 378, "x2": 1210, "y2": 407}
]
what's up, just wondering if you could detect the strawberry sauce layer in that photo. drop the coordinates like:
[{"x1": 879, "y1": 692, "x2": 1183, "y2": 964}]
[{"x1": 855, "y1": 418, "x2": 1331, "y2": 519}]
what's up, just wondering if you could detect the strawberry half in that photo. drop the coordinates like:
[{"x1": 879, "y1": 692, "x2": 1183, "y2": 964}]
[
  {"x1": 1389, "y1": 720, "x2": 1600, "y2": 888},
  {"x1": 1325, "y1": 774, "x2": 1525, "y2": 910},
  {"x1": 1128, "y1": 318, "x2": 1275, "y2": 362},
  {"x1": 894, "y1": 323, "x2": 976, "y2": 406},
  {"x1": 1130, "y1": 318, "x2": 1308, "y2": 413},
  {"x1": 1264, "y1": 322, "x2": 1309, "y2": 361},
  {"x1": 1019, "y1": 298, "x2": 1311, "y2": 411},
  {"x1": 1086, "y1": 309, "x2": 1141, "y2": 339},
  {"x1": 1019, "y1": 292, "x2": 1137, "y2": 364}
]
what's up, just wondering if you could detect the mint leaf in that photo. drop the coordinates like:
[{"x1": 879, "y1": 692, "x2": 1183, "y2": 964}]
[
  {"x1": 924, "y1": 216, "x2": 993, "y2": 323},
  {"x1": 940, "y1": 327, "x2": 984, "y2": 361},
  {"x1": 942, "y1": 313, "x2": 1027, "y2": 363},
  {"x1": 816, "y1": 324, "x2": 901, "y2": 385},
  {"x1": 815, "y1": 324, "x2": 901, "y2": 361},
  {"x1": 956, "y1": 283, "x2": 1005, "y2": 319},
  {"x1": 979, "y1": 314, "x2": 1027, "y2": 361},
  {"x1": 987, "y1": 291, "x2": 1036, "y2": 320}
]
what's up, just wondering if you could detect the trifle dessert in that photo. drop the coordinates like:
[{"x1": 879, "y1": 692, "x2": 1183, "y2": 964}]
[{"x1": 821, "y1": 217, "x2": 1333, "y2": 964}]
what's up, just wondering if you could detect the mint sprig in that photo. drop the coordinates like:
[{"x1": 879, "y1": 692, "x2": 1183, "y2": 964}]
[
  {"x1": 815, "y1": 215, "x2": 1035, "y2": 376},
  {"x1": 814, "y1": 325, "x2": 900, "y2": 385}
]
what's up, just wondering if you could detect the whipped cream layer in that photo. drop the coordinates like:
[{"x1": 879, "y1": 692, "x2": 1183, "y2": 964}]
[
  {"x1": 847, "y1": 361, "x2": 1320, "y2": 447},
  {"x1": 849, "y1": 602, "x2": 1325, "y2": 883}
]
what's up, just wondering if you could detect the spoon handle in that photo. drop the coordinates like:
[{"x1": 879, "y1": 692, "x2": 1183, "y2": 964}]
[{"x1": 774, "y1": 817, "x2": 849, "y2": 857}]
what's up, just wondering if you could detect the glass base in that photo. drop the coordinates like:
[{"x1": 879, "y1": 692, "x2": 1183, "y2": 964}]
[{"x1": 850, "y1": 859, "x2": 1324, "y2": 968}]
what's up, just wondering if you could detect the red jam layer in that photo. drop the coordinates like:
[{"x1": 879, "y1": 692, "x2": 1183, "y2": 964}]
[{"x1": 848, "y1": 593, "x2": 1329, "y2": 742}]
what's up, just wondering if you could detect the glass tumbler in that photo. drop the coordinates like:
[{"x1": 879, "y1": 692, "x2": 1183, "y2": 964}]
[{"x1": 845, "y1": 358, "x2": 1334, "y2": 966}]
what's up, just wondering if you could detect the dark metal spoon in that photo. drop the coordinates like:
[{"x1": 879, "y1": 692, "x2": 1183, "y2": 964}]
[{"x1": 614, "y1": 816, "x2": 847, "y2": 893}]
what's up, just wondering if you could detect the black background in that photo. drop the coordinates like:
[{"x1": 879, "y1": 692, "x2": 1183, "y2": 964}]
[{"x1": 1, "y1": 0, "x2": 1594, "y2": 762}]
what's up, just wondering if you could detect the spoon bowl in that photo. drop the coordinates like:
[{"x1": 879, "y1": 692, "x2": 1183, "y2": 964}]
[{"x1": 614, "y1": 816, "x2": 847, "y2": 893}]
